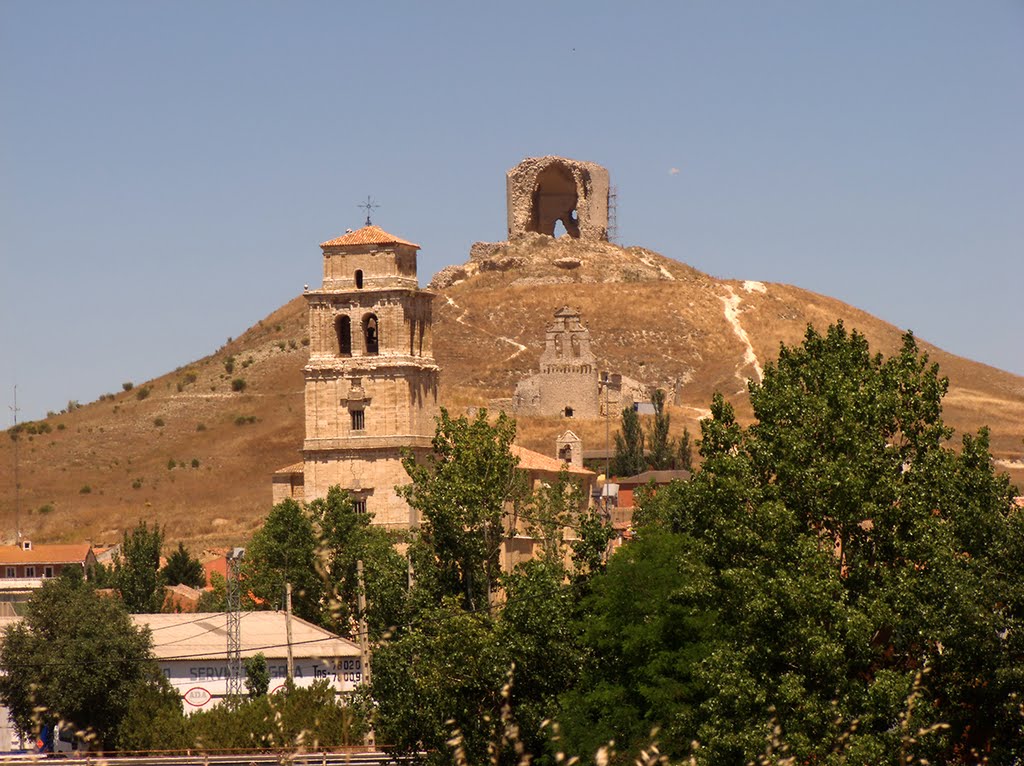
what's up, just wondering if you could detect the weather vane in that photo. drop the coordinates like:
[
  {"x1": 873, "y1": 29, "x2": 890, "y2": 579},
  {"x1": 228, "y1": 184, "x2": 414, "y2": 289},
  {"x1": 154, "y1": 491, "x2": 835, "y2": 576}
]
[{"x1": 359, "y1": 196, "x2": 380, "y2": 226}]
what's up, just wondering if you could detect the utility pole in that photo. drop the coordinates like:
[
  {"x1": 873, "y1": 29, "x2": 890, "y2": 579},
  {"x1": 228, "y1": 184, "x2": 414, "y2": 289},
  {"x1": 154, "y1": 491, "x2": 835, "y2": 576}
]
[
  {"x1": 356, "y1": 559, "x2": 376, "y2": 748},
  {"x1": 284, "y1": 582, "x2": 295, "y2": 681},
  {"x1": 603, "y1": 373, "x2": 611, "y2": 514}
]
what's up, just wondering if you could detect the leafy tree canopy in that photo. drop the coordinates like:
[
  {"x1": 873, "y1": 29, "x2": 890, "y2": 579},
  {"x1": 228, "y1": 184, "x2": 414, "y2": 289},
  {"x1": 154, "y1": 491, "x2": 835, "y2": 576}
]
[
  {"x1": 308, "y1": 485, "x2": 408, "y2": 640},
  {"x1": 398, "y1": 408, "x2": 522, "y2": 611},
  {"x1": 161, "y1": 542, "x2": 205, "y2": 589},
  {"x1": 114, "y1": 521, "x2": 164, "y2": 613},
  {"x1": 563, "y1": 323, "x2": 1024, "y2": 765},
  {"x1": 0, "y1": 571, "x2": 165, "y2": 750},
  {"x1": 242, "y1": 498, "x2": 323, "y2": 624}
]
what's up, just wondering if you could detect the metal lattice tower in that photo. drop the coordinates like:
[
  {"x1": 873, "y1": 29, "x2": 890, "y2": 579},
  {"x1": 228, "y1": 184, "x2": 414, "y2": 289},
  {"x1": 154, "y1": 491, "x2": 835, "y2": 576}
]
[{"x1": 225, "y1": 547, "x2": 245, "y2": 701}]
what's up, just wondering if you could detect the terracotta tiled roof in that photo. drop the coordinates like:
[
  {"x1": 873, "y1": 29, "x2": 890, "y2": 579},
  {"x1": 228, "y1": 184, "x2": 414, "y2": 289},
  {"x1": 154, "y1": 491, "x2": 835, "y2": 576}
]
[
  {"x1": 273, "y1": 462, "x2": 304, "y2": 475},
  {"x1": 615, "y1": 469, "x2": 691, "y2": 486},
  {"x1": 511, "y1": 445, "x2": 594, "y2": 476},
  {"x1": 0, "y1": 543, "x2": 92, "y2": 565},
  {"x1": 320, "y1": 225, "x2": 419, "y2": 249}
]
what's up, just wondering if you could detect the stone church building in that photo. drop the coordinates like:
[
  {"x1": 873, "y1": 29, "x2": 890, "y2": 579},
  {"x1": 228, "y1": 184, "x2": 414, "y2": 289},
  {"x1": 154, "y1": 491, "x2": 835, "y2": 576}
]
[
  {"x1": 512, "y1": 306, "x2": 647, "y2": 420},
  {"x1": 272, "y1": 225, "x2": 439, "y2": 529}
]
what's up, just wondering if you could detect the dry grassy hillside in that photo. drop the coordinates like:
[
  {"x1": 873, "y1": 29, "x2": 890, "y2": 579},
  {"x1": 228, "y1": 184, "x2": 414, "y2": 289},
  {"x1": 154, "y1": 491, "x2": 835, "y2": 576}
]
[{"x1": 3, "y1": 235, "x2": 1021, "y2": 549}]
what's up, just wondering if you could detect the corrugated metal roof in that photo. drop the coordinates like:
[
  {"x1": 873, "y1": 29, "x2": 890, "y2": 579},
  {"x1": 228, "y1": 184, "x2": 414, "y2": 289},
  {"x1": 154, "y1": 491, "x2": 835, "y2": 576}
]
[
  {"x1": 138, "y1": 612, "x2": 361, "y2": 661},
  {"x1": 0, "y1": 612, "x2": 360, "y2": 662},
  {"x1": 320, "y1": 225, "x2": 419, "y2": 249},
  {"x1": 0, "y1": 544, "x2": 92, "y2": 565}
]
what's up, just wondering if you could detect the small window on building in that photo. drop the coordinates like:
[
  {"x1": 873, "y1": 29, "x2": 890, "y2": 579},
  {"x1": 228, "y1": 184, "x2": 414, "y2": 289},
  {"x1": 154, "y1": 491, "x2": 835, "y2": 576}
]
[
  {"x1": 559, "y1": 445, "x2": 573, "y2": 463},
  {"x1": 355, "y1": 269, "x2": 364, "y2": 289},
  {"x1": 44, "y1": 566, "x2": 54, "y2": 578},
  {"x1": 564, "y1": 407, "x2": 574, "y2": 418},
  {"x1": 25, "y1": 566, "x2": 35, "y2": 578},
  {"x1": 5, "y1": 567, "x2": 14, "y2": 578},
  {"x1": 351, "y1": 410, "x2": 365, "y2": 431},
  {"x1": 353, "y1": 499, "x2": 367, "y2": 514}
]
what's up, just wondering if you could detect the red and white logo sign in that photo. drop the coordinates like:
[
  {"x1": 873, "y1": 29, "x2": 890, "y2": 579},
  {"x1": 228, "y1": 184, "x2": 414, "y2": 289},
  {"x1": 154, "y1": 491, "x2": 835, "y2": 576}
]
[{"x1": 183, "y1": 686, "x2": 213, "y2": 707}]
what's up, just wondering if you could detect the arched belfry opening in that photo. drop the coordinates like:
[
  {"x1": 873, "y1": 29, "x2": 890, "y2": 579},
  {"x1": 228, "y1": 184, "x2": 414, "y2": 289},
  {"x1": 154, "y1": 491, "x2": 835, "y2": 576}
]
[
  {"x1": 336, "y1": 315, "x2": 352, "y2": 356},
  {"x1": 355, "y1": 269, "x2": 364, "y2": 289},
  {"x1": 507, "y1": 156, "x2": 610, "y2": 242},
  {"x1": 532, "y1": 163, "x2": 579, "y2": 238},
  {"x1": 363, "y1": 314, "x2": 379, "y2": 355}
]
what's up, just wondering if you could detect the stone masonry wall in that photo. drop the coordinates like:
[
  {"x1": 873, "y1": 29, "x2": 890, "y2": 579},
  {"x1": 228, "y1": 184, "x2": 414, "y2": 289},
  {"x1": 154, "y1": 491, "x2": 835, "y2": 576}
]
[{"x1": 506, "y1": 156, "x2": 610, "y2": 241}]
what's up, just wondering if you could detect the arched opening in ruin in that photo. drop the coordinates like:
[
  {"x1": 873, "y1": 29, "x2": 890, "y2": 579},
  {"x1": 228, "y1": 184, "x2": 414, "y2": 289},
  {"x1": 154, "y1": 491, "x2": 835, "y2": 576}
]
[
  {"x1": 355, "y1": 269, "x2": 364, "y2": 289},
  {"x1": 362, "y1": 314, "x2": 379, "y2": 355},
  {"x1": 335, "y1": 316, "x2": 352, "y2": 356},
  {"x1": 531, "y1": 163, "x2": 580, "y2": 238},
  {"x1": 564, "y1": 406, "x2": 574, "y2": 418}
]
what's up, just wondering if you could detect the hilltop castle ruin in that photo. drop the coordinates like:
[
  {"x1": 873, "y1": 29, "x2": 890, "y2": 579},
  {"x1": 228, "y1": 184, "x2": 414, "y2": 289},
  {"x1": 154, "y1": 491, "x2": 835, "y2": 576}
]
[{"x1": 506, "y1": 156, "x2": 610, "y2": 241}]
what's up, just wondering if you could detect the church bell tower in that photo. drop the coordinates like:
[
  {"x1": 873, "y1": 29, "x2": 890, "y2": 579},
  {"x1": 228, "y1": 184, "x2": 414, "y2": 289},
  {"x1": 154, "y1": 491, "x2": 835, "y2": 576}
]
[{"x1": 297, "y1": 224, "x2": 439, "y2": 528}]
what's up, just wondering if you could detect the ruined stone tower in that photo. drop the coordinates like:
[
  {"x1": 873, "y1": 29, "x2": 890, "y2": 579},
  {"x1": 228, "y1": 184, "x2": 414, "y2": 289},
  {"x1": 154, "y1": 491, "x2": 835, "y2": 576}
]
[
  {"x1": 506, "y1": 156, "x2": 610, "y2": 241},
  {"x1": 273, "y1": 225, "x2": 439, "y2": 528}
]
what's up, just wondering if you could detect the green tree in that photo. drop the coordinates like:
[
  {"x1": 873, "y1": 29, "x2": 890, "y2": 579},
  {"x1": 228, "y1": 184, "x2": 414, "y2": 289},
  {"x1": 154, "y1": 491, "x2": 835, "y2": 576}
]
[
  {"x1": 676, "y1": 426, "x2": 693, "y2": 471},
  {"x1": 197, "y1": 571, "x2": 227, "y2": 611},
  {"x1": 114, "y1": 521, "x2": 164, "y2": 613},
  {"x1": 518, "y1": 467, "x2": 583, "y2": 563},
  {"x1": 115, "y1": 667, "x2": 190, "y2": 753},
  {"x1": 646, "y1": 388, "x2": 674, "y2": 470},
  {"x1": 377, "y1": 409, "x2": 601, "y2": 766},
  {"x1": 0, "y1": 571, "x2": 166, "y2": 750},
  {"x1": 187, "y1": 679, "x2": 363, "y2": 750},
  {"x1": 372, "y1": 599, "x2": 507, "y2": 762},
  {"x1": 308, "y1": 485, "x2": 408, "y2": 640},
  {"x1": 161, "y1": 542, "x2": 205, "y2": 589},
  {"x1": 244, "y1": 653, "x2": 270, "y2": 698},
  {"x1": 562, "y1": 324, "x2": 1024, "y2": 765},
  {"x1": 243, "y1": 498, "x2": 324, "y2": 624},
  {"x1": 612, "y1": 405, "x2": 645, "y2": 477},
  {"x1": 398, "y1": 408, "x2": 521, "y2": 610}
]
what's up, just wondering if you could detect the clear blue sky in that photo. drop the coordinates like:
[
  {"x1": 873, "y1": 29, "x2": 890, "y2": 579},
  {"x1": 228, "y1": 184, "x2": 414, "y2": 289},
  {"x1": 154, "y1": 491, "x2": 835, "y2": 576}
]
[{"x1": 2, "y1": 1, "x2": 1022, "y2": 423}]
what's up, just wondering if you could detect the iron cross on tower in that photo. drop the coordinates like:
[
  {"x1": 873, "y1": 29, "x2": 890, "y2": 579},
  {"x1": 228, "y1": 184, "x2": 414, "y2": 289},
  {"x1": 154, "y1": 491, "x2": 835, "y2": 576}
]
[{"x1": 359, "y1": 196, "x2": 380, "y2": 226}]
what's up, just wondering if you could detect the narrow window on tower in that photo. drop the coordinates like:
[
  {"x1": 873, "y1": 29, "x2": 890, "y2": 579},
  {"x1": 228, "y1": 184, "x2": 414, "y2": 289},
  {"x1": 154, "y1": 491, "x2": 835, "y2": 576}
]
[
  {"x1": 355, "y1": 269, "x2": 364, "y2": 289},
  {"x1": 351, "y1": 409, "x2": 365, "y2": 431}
]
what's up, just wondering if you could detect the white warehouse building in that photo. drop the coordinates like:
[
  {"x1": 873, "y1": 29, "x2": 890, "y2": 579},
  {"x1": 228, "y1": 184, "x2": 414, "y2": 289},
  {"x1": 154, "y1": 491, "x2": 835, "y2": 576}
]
[{"x1": 0, "y1": 610, "x2": 363, "y2": 751}]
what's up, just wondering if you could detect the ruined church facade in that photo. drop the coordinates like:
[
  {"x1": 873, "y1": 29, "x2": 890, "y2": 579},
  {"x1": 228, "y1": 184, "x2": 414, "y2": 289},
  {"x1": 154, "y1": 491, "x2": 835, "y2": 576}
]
[
  {"x1": 513, "y1": 307, "x2": 646, "y2": 419},
  {"x1": 272, "y1": 225, "x2": 439, "y2": 529}
]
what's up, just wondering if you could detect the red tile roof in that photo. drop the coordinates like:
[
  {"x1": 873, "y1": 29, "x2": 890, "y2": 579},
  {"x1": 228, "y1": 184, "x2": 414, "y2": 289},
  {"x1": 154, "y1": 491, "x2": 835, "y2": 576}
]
[
  {"x1": 320, "y1": 225, "x2": 419, "y2": 249},
  {"x1": 511, "y1": 445, "x2": 594, "y2": 476},
  {"x1": 0, "y1": 543, "x2": 93, "y2": 565}
]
